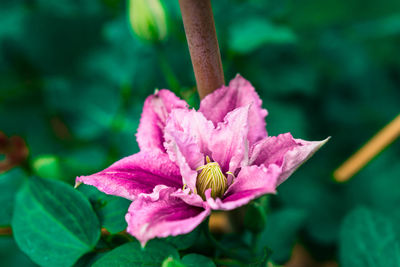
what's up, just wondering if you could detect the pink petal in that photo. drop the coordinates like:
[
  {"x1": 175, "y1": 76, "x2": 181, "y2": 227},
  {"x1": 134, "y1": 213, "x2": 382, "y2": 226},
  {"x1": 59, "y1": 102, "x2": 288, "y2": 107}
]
[
  {"x1": 210, "y1": 105, "x2": 250, "y2": 179},
  {"x1": 126, "y1": 186, "x2": 211, "y2": 247},
  {"x1": 171, "y1": 188, "x2": 205, "y2": 208},
  {"x1": 76, "y1": 151, "x2": 183, "y2": 201},
  {"x1": 164, "y1": 109, "x2": 214, "y2": 192},
  {"x1": 136, "y1": 90, "x2": 188, "y2": 152},
  {"x1": 250, "y1": 133, "x2": 329, "y2": 185},
  {"x1": 206, "y1": 164, "x2": 281, "y2": 211},
  {"x1": 199, "y1": 74, "x2": 268, "y2": 146}
]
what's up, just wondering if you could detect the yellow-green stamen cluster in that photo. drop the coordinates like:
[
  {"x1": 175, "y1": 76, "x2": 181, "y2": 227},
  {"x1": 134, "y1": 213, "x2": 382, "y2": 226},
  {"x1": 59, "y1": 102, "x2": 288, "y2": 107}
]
[{"x1": 196, "y1": 156, "x2": 227, "y2": 199}]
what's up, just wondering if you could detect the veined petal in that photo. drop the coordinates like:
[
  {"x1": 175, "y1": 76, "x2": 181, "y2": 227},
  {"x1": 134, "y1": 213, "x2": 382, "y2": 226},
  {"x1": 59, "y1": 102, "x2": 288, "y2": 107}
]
[
  {"x1": 249, "y1": 133, "x2": 298, "y2": 166},
  {"x1": 206, "y1": 164, "x2": 280, "y2": 211},
  {"x1": 136, "y1": 89, "x2": 187, "y2": 152},
  {"x1": 126, "y1": 186, "x2": 210, "y2": 247},
  {"x1": 210, "y1": 105, "x2": 250, "y2": 178},
  {"x1": 164, "y1": 109, "x2": 214, "y2": 192},
  {"x1": 76, "y1": 151, "x2": 182, "y2": 201},
  {"x1": 278, "y1": 137, "x2": 330, "y2": 185},
  {"x1": 171, "y1": 188, "x2": 205, "y2": 208},
  {"x1": 250, "y1": 133, "x2": 329, "y2": 185},
  {"x1": 199, "y1": 74, "x2": 268, "y2": 146}
]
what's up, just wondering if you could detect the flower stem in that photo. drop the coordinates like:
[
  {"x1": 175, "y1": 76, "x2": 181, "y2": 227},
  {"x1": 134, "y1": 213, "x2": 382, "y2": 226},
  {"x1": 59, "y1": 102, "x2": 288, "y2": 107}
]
[{"x1": 178, "y1": 0, "x2": 225, "y2": 99}]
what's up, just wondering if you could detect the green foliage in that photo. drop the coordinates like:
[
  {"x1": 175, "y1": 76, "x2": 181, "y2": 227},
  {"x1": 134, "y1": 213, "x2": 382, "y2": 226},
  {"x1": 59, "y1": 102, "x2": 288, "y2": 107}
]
[
  {"x1": 258, "y1": 208, "x2": 307, "y2": 263},
  {"x1": 163, "y1": 226, "x2": 201, "y2": 250},
  {"x1": 0, "y1": 168, "x2": 26, "y2": 226},
  {"x1": 229, "y1": 17, "x2": 296, "y2": 54},
  {"x1": 181, "y1": 254, "x2": 216, "y2": 267},
  {"x1": 93, "y1": 240, "x2": 179, "y2": 267},
  {"x1": 161, "y1": 253, "x2": 216, "y2": 267},
  {"x1": 339, "y1": 207, "x2": 400, "y2": 267},
  {"x1": 0, "y1": 237, "x2": 36, "y2": 267},
  {"x1": 78, "y1": 184, "x2": 130, "y2": 234},
  {"x1": 1, "y1": 0, "x2": 400, "y2": 265},
  {"x1": 12, "y1": 177, "x2": 100, "y2": 267},
  {"x1": 244, "y1": 199, "x2": 268, "y2": 233}
]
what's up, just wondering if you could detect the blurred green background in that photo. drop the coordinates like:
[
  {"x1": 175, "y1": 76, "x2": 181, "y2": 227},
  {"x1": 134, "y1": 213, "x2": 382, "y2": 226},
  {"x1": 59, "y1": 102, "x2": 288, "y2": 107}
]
[{"x1": 1, "y1": 0, "x2": 400, "y2": 266}]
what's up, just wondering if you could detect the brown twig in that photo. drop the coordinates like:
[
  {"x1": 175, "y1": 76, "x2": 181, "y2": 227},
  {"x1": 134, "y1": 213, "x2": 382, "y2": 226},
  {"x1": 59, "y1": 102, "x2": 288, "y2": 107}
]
[
  {"x1": 334, "y1": 114, "x2": 400, "y2": 182},
  {"x1": 178, "y1": 0, "x2": 225, "y2": 99},
  {"x1": 0, "y1": 226, "x2": 12, "y2": 236}
]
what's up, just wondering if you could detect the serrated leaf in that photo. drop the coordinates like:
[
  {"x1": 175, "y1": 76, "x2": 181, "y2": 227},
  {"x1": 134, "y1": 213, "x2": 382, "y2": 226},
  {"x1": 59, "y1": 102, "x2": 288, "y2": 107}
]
[
  {"x1": 12, "y1": 177, "x2": 100, "y2": 267},
  {"x1": 0, "y1": 168, "x2": 26, "y2": 226},
  {"x1": 93, "y1": 240, "x2": 179, "y2": 267},
  {"x1": 340, "y1": 207, "x2": 400, "y2": 267},
  {"x1": 181, "y1": 254, "x2": 216, "y2": 267}
]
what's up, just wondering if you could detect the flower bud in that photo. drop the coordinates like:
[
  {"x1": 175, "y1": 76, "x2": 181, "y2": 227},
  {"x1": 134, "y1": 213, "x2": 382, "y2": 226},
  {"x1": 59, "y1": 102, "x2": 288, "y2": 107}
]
[{"x1": 128, "y1": 0, "x2": 168, "y2": 42}]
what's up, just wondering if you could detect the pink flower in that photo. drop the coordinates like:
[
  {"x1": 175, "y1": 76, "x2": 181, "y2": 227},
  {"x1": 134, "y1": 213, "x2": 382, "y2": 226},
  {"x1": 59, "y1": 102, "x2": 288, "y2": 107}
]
[{"x1": 76, "y1": 75, "x2": 328, "y2": 246}]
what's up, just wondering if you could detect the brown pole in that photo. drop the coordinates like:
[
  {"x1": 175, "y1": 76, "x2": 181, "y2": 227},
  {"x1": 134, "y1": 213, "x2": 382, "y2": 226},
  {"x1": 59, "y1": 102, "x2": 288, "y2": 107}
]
[
  {"x1": 334, "y1": 113, "x2": 400, "y2": 182},
  {"x1": 178, "y1": 0, "x2": 225, "y2": 99}
]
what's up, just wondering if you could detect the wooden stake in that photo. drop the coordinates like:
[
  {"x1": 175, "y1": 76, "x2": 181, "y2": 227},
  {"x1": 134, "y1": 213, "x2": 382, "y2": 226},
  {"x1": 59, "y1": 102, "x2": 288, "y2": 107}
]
[
  {"x1": 178, "y1": 0, "x2": 225, "y2": 99},
  {"x1": 334, "y1": 114, "x2": 400, "y2": 182}
]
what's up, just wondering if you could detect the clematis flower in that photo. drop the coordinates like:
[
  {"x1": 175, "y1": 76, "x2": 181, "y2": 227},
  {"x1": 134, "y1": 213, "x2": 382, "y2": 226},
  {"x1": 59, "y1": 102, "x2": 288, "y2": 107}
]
[{"x1": 76, "y1": 75, "x2": 328, "y2": 246}]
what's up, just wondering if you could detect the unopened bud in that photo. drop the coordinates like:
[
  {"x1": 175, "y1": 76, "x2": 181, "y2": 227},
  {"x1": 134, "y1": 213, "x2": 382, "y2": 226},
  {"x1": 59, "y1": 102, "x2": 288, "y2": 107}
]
[{"x1": 128, "y1": 0, "x2": 168, "y2": 42}]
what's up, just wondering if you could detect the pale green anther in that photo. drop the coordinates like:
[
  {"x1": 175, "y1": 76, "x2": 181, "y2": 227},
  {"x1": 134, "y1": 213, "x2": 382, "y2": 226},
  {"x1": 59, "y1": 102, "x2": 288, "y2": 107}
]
[
  {"x1": 128, "y1": 0, "x2": 168, "y2": 42},
  {"x1": 196, "y1": 156, "x2": 227, "y2": 199}
]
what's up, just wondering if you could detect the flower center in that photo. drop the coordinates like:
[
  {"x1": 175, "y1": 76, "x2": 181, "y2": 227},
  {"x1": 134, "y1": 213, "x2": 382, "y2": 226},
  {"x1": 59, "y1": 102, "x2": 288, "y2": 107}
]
[{"x1": 196, "y1": 156, "x2": 228, "y2": 199}]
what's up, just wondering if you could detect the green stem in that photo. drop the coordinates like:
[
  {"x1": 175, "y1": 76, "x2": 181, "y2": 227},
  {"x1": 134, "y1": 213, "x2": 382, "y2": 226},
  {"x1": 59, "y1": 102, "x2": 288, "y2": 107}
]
[{"x1": 155, "y1": 43, "x2": 181, "y2": 94}]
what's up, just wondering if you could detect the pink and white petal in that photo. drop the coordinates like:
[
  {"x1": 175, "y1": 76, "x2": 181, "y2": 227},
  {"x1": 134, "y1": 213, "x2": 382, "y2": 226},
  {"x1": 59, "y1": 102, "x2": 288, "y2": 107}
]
[
  {"x1": 210, "y1": 105, "x2": 250, "y2": 177},
  {"x1": 164, "y1": 109, "x2": 215, "y2": 191},
  {"x1": 76, "y1": 151, "x2": 182, "y2": 201},
  {"x1": 126, "y1": 186, "x2": 211, "y2": 247},
  {"x1": 163, "y1": 130, "x2": 201, "y2": 193},
  {"x1": 206, "y1": 164, "x2": 281, "y2": 211},
  {"x1": 250, "y1": 133, "x2": 329, "y2": 185},
  {"x1": 171, "y1": 188, "x2": 205, "y2": 208},
  {"x1": 249, "y1": 133, "x2": 299, "y2": 166},
  {"x1": 199, "y1": 74, "x2": 268, "y2": 146},
  {"x1": 136, "y1": 89, "x2": 188, "y2": 152},
  {"x1": 165, "y1": 109, "x2": 214, "y2": 156},
  {"x1": 277, "y1": 137, "x2": 330, "y2": 185}
]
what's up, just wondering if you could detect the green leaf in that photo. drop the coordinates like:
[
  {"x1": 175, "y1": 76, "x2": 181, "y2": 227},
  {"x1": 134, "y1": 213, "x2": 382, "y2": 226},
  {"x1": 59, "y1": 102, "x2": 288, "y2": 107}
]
[
  {"x1": 229, "y1": 18, "x2": 296, "y2": 54},
  {"x1": 181, "y1": 254, "x2": 216, "y2": 267},
  {"x1": 93, "y1": 240, "x2": 179, "y2": 267},
  {"x1": 78, "y1": 184, "x2": 130, "y2": 234},
  {"x1": 258, "y1": 208, "x2": 307, "y2": 263},
  {"x1": 163, "y1": 226, "x2": 201, "y2": 250},
  {"x1": 0, "y1": 237, "x2": 36, "y2": 267},
  {"x1": 0, "y1": 168, "x2": 26, "y2": 226},
  {"x1": 12, "y1": 177, "x2": 100, "y2": 267},
  {"x1": 339, "y1": 207, "x2": 400, "y2": 267}
]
